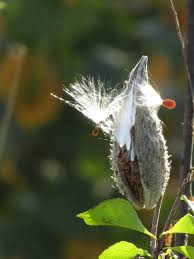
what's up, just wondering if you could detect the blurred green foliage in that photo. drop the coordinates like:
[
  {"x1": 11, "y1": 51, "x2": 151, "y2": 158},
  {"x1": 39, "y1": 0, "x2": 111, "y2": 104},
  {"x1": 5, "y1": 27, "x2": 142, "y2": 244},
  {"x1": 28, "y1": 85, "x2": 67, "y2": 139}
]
[{"x1": 0, "y1": 0, "x2": 189, "y2": 258}]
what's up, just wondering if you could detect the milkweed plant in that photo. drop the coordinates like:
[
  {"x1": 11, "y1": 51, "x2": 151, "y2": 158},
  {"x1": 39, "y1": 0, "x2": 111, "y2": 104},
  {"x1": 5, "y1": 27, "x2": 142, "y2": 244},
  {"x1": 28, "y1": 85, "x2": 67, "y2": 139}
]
[{"x1": 52, "y1": 56, "x2": 194, "y2": 259}]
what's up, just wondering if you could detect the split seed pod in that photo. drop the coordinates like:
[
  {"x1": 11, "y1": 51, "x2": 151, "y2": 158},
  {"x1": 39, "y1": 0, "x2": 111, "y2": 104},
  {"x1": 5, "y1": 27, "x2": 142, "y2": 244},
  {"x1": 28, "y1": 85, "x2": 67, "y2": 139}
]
[
  {"x1": 51, "y1": 56, "x2": 174, "y2": 210},
  {"x1": 111, "y1": 56, "x2": 171, "y2": 210}
]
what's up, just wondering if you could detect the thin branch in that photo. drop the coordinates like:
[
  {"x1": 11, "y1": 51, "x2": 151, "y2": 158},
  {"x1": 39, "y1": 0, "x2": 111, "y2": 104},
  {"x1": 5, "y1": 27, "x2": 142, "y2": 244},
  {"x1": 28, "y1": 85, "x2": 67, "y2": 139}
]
[
  {"x1": 0, "y1": 45, "x2": 27, "y2": 163},
  {"x1": 150, "y1": 195, "x2": 163, "y2": 256},
  {"x1": 168, "y1": 0, "x2": 193, "y2": 104},
  {"x1": 168, "y1": 0, "x2": 194, "y2": 249}
]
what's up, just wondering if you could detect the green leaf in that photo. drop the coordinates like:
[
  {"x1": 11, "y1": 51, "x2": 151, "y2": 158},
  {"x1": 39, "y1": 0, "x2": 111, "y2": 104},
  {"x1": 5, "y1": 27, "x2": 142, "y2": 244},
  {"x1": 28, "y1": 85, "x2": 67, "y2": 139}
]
[
  {"x1": 160, "y1": 214, "x2": 194, "y2": 236},
  {"x1": 169, "y1": 246, "x2": 194, "y2": 259},
  {"x1": 181, "y1": 195, "x2": 194, "y2": 213},
  {"x1": 77, "y1": 198, "x2": 156, "y2": 239},
  {"x1": 99, "y1": 241, "x2": 152, "y2": 259}
]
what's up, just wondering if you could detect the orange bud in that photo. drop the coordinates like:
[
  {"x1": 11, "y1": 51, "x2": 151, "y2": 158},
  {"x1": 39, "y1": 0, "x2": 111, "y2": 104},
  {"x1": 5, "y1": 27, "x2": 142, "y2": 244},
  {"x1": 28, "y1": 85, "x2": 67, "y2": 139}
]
[{"x1": 162, "y1": 99, "x2": 176, "y2": 109}]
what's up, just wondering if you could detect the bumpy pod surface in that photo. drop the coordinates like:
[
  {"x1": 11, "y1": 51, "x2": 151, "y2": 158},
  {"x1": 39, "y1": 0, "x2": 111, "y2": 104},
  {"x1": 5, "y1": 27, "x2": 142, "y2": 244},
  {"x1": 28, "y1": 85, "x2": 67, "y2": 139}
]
[
  {"x1": 134, "y1": 106, "x2": 170, "y2": 209},
  {"x1": 111, "y1": 56, "x2": 171, "y2": 210}
]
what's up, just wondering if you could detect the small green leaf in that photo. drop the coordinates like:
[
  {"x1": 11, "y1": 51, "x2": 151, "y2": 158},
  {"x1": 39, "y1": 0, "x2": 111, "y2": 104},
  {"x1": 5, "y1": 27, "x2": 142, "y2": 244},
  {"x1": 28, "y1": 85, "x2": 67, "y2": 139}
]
[
  {"x1": 160, "y1": 214, "x2": 194, "y2": 237},
  {"x1": 99, "y1": 241, "x2": 152, "y2": 259},
  {"x1": 181, "y1": 195, "x2": 194, "y2": 213},
  {"x1": 77, "y1": 198, "x2": 156, "y2": 239},
  {"x1": 169, "y1": 246, "x2": 194, "y2": 259}
]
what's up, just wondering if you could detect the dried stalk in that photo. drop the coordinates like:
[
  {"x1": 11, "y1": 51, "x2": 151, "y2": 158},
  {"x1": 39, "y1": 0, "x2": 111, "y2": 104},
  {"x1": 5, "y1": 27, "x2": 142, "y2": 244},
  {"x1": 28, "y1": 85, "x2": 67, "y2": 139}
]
[
  {"x1": 153, "y1": 0, "x2": 194, "y2": 254},
  {"x1": 168, "y1": 0, "x2": 193, "y2": 101},
  {"x1": 165, "y1": 0, "x2": 194, "y2": 248}
]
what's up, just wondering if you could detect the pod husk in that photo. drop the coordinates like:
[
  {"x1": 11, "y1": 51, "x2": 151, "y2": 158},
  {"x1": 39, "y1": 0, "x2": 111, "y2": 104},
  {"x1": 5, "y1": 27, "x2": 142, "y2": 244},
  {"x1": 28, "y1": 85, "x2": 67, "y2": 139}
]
[{"x1": 111, "y1": 56, "x2": 171, "y2": 210}]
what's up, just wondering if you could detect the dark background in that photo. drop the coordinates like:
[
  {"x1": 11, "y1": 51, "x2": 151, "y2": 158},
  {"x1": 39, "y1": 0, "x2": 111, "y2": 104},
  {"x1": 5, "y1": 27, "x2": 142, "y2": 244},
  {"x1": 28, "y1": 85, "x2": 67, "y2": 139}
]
[{"x1": 0, "y1": 0, "x2": 188, "y2": 258}]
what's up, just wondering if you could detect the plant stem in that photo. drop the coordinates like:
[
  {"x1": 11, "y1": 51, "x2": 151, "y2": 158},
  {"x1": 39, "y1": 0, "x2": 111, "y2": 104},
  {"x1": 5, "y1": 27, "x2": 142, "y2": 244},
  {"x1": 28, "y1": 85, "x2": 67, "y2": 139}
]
[
  {"x1": 168, "y1": 0, "x2": 193, "y2": 99},
  {"x1": 150, "y1": 195, "x2": 163, "y2": 256},
  {"x1": 167, "y1": 0, "x2": 194, "y2": 249},
  {"x1": 174, "y1": 0, "x2": 194, "y2": 247}
]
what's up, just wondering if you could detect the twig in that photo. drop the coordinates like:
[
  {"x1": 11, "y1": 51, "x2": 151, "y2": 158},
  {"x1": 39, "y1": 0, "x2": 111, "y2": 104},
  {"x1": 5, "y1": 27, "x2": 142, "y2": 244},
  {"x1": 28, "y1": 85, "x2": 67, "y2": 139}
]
[
  {"x1": 168, "y1": 0, "x2": 194, "y2": 248},
  {"x1": 0, "y1": 45, "x2": 27, "y2": 164},
  {"x1": 168, "y1": 0, "x2": 193, "y2": 103},
  {"x1": 150, "y1": 195, "x2": 163, "y2": 256}
]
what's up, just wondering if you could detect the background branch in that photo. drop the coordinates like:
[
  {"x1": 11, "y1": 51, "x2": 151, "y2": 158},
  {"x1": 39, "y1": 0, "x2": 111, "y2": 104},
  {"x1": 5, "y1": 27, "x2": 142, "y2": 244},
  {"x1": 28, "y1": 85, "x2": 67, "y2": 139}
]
[{"x1": 168, "y1": 0, "x2": 194, "y2": 248}]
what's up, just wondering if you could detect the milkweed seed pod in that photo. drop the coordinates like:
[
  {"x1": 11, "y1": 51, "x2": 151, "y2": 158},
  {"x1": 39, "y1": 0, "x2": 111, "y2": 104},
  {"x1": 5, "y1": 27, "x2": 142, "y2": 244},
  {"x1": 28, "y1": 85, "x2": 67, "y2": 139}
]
[
  {"x1": 51, "y1": 56, "x2": 175, "y2": 210},
  {"x1": 111, "y1": 56, "x2": 172, "y2": 210}
]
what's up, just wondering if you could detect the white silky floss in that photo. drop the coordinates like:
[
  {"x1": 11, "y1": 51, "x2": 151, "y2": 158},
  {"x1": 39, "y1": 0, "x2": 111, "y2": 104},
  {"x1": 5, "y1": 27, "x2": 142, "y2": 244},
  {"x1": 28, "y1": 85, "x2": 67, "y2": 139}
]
[{"x1": 63, "y1": 77, "x2": 124, "y2": 134}]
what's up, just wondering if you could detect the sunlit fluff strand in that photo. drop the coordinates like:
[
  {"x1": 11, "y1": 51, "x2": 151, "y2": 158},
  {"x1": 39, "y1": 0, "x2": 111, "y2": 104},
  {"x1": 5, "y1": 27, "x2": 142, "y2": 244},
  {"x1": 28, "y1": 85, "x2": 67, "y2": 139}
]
[{"x1": 63, "y1": 78, "x2": 124, "y2": 134}]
